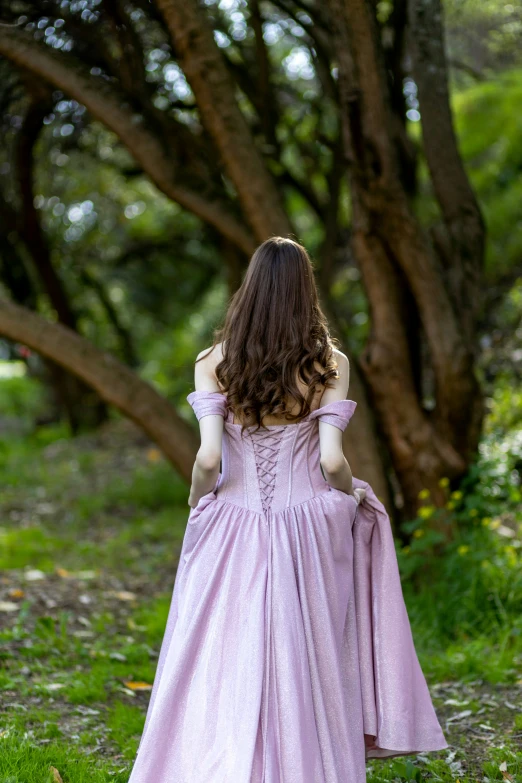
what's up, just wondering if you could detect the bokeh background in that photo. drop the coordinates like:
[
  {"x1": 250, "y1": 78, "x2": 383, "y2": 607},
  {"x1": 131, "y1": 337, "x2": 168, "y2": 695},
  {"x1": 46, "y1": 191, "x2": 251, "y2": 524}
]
[{"x1": 0, "y1": 0, "x2": 521, "y2": 780}]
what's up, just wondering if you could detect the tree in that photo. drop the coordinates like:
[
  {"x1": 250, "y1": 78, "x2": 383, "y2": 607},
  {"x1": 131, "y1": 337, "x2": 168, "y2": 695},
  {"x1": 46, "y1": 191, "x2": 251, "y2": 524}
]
[
  {"x1": 0, "y1": 0, "x2": 486, "y2": 516},
  {"x1": 0, "y1": 71, "x2": 108, "y2": 429},
  {"x1": 0, "y1": 297, "x2": 198, "y2": 481},
  {"x1": 324, "y1": 0, "x2": 485, "y2": 511}
]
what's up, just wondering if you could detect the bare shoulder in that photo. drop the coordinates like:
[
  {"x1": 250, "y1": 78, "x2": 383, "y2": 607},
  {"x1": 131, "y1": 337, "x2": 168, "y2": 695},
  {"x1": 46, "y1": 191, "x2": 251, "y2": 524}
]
[
  {"x1": 320, "y1": 348, "x2": 350, "y2": 404},
  {"x1": 332, "y1": 348, "x2": 349, "y2": 375},
  {"x1": 194, "y1": 342, "x2": 224, "y2": 392}
]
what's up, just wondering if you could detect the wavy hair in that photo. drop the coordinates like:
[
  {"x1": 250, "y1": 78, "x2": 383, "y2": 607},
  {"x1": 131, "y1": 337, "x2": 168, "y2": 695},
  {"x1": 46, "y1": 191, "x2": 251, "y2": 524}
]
[{"x1": 198, "y1": 237, "x2": 340, "y2": 433}]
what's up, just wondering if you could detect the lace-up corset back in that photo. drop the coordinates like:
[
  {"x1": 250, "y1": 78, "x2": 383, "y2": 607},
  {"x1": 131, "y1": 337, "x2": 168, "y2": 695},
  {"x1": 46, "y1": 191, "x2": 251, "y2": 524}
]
[
  {"x1": 249, "y1": 426, "x2": 287, "y2": 513},
  {"x1": 186, "y1": 391, "x2": 357, "y2": 516}
]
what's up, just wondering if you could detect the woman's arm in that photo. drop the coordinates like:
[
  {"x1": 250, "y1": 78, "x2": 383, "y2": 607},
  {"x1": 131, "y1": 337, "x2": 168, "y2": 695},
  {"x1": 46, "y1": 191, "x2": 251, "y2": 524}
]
[
  {"x1": 188, "y1": 349, "x2": 225, "y2": 509},
  {"x1": 319, "y1": 351, "x2": 365, "y2": 503}
]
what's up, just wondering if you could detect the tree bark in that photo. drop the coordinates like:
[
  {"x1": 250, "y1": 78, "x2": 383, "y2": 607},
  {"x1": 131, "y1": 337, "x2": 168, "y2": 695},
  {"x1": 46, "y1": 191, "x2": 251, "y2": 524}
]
[
  {"x1": 409, "y1": 0, "x2": 485, "y2": 341},
  {"x1": 0, "y1": 298, "x2": 198, "y2": 481},
  {"x1": 15, "y1": 91, "x2": 109, "y2": 431},
  {"x1": 0, "y1": 27, "x2": 255, "y2": 255},
  {"x1": 155, "y1": 0, "x2": 293, "y2": 241},
  {"x1": 326, "y1": 0, "x2": 485, "y2": 516},
  {"x1": 16, "y1": 96, "x2": 77, "y2": 329}
]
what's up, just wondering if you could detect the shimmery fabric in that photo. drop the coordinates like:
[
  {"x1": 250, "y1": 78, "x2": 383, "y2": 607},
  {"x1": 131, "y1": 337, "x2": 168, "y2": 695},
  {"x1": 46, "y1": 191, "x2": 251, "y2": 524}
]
[{"x1": 128, "y1": 391, "x2": 447, "y2": 782}]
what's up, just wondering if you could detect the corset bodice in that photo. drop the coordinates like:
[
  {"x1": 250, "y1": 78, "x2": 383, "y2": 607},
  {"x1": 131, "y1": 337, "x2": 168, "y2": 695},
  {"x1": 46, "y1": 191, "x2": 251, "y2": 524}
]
[{"x1": 187, "y1": 391, "x2": 357, "y2": 515}]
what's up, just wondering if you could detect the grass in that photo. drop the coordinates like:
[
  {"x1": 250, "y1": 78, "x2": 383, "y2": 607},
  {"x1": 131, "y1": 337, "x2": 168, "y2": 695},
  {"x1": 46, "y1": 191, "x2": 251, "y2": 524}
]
[{"x1": 0, "y1": 419, "x2": 521, "y2": 781}]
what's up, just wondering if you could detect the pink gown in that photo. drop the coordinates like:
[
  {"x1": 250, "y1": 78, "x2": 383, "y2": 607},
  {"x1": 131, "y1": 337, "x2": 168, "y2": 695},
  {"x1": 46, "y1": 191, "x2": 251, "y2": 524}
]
[{"x1": 128, "y1": 391, "x2": 447, "y2": 782}]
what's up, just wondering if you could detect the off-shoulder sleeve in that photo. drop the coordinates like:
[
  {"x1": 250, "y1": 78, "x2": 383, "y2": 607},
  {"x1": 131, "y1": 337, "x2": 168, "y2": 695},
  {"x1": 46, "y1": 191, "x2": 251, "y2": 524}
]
[
  {"x1": 308, "y1": 399, "x2": 357, "y2": 431},
  {"x1": 186, "y1": 390, "x2": 228, "y2": 421}
]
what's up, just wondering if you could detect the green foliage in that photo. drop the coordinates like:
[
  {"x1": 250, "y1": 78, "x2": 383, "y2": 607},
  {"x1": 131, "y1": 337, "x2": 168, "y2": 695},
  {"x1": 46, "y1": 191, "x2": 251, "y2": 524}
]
[
  {"x1": 0, "y1": 370, "x2": 46, "y2": 423},
  {"x1": 399, "y1": 383, "x2": 522, "y2": 681},
  {"x1": 452, "y1": 70, "x2": 522, "y2": 277},
  {"x1": 445, "y1": 0, "x2": 522, "y2": 75},
  {"x1": 107, "y1": 703, "x2": 145, "y2": 760},
  {"x1": 0, "y1": 732, "x2": 129, "y2": 782}
]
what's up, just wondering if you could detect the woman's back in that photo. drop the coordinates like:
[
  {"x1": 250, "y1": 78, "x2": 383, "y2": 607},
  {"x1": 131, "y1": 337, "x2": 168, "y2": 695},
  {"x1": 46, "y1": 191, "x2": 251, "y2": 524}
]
[
  {"x1": 187, "y1": 387, "x2": 358, "y2": 516},
  {"x1": 196, "y1": 339, "x2": 333, "y2": 426}
]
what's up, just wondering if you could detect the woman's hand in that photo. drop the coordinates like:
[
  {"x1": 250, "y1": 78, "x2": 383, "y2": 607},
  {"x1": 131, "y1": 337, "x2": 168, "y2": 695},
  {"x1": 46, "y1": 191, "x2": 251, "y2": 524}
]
[{"x1": 353, "y1": 487, "x2": 366, "y2": 505}]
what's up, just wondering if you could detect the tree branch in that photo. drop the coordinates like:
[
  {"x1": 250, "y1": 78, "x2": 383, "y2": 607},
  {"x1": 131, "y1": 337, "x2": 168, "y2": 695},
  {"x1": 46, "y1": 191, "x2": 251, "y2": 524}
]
[
  {"x1": 409, "y1": 0, "x2": 485, "y2": 339},
  {"x1": 0, "y1": 297, "x2": 198, "y2": 481},
  {"x1": 0, "y1": 26, "x2": 255, "y2": 254},
  {"x1": 155, "y1": 0, "x2": 293, "y2": 240},
  {"x1": 16, "y1": 91, "x2": 78, "y2": 329}
]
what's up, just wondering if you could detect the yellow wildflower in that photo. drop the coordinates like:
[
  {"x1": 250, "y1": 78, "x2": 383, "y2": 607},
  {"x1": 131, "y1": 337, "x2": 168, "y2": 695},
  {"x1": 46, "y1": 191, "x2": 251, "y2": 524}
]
[
  {"x1": 481, "y1": 517, "x2": 492, "y2": 527},
  {"x1": 504, "y1": 546, "x2": 517, "y2": 566},
  {"x1": 489, "y1": 518, "x2": 501, "y2": 530},
  {"x1": 457, "y1": 545, "x2": 470, "y2": 556},
  {"x1": 446, "y1": 501, "x2": 456, "y2": 510},
  {"x1": 418, "y1": 505, "x2": 435, "y2": 519},
  {"x1": 451, "y1": 490, "x2": 463, "y2": 501},
  {"x1": 469, "y1": 508, "x2": 478, "y2": 518},
  {"x1": 438, "y1": 477, "x2": 450, "y2": 488},
  {"x1": 413, "y1": 529, "x2": 425, "y2": 538},
  {"x1": 418, "y1": 488, "x2": 430, "y2": 500}
]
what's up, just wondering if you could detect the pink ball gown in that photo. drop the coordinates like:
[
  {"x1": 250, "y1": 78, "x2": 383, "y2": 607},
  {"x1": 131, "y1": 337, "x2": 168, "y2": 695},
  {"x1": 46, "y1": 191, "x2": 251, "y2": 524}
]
[{"x1": 128, "y1": 390, "x2": 447, "y2": 782}]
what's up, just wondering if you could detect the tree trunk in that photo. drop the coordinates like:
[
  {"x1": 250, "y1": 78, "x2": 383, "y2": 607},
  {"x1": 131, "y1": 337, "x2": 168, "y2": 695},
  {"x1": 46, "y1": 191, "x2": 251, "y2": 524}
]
[
  {"x1": 17, "y1": 96, "x2": 77, "y2": 329},
  {"x1": 325, "y1": 0, "x2": 485, "y2": 516},
  {"x1": 16, "y1": 93, "x2": 108, "y2": 432},
  {"x1": 0, "y1": 298, "x2": 198, "y2": 482},
  {"x1": 408, "y1": 0, "x2": 485, "y2": 343},
  {"x1": 0, "y1": 27, "x2": 255, "y2": 255},
  {"x1": 155, "y1": 0, "x2": 292, "y2": 242}
]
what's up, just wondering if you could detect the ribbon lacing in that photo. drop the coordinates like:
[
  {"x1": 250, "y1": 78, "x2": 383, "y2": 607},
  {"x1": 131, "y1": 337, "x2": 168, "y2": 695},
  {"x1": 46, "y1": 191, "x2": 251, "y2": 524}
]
[{"x1": 249, "y1": 427, "x2": 286, "y2": 514}]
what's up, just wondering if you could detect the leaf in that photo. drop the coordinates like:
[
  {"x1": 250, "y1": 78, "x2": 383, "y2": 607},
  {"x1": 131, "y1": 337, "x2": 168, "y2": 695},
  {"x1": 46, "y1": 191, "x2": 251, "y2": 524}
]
[
  {"x1": 76, "y1": 570, "x2": 97, "y2": 580},
  {"x1": 123, "y1": 681, "x2": 153, "y2": 691},
  {"x1": 49, "y1": 767, "x2": 64, "y2": 783},
  {"x1": 443, "y1": 698, "x2": 470, "y2": 707},
  {"x1": 447, "y1": 709, "x2": 473, "y2": 722},
  {"x1": 0, "y1": 601, "x2": 18, "y2": 612},
  {"x1": 118, "y1": 686, "x2": 137, "y2": 697},
  {"x1": 24, "y1": 569, "x2": 46, "y2": 581},
  {"x1": 110, "y1": 652, "x2": 127, "y2": 661},
  {"x1": 499, "y1": 761, "x2": 513, "y2": 781},
  {"x1": 109, "y1": 590, "x2": 137, "y2": 601}
]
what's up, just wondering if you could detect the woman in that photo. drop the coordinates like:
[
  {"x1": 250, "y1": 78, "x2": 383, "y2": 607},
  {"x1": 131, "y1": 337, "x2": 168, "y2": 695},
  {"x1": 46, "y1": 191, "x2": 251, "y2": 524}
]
[{"x1": 128, "y1": 237, "x2": 447, "y2": 782}]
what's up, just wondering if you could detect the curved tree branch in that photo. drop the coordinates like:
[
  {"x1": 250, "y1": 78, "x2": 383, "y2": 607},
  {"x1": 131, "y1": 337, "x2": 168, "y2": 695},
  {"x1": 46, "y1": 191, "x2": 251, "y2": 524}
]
[
  {"x1": 155, "y1": 0, "x2": 293, "y2": 240},
  {"x1": 0, "y1": 26, "x2": 255, "y2": 254},
  {"x1": 0, "y1": 297, "x2": 198, "y2": 481}
]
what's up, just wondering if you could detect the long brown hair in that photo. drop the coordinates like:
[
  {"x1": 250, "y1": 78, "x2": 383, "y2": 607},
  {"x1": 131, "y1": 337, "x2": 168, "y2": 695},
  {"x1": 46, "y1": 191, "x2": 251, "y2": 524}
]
[{"x1": 198, "y1": 236, "x2": 340, "y2": 433}]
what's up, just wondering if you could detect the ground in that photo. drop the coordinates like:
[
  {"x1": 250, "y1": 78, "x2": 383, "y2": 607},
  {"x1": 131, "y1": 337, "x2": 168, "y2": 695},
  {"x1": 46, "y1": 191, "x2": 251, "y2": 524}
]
[{"x1": 0, "y1": 419, "x2": 520, "y2": 782}]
